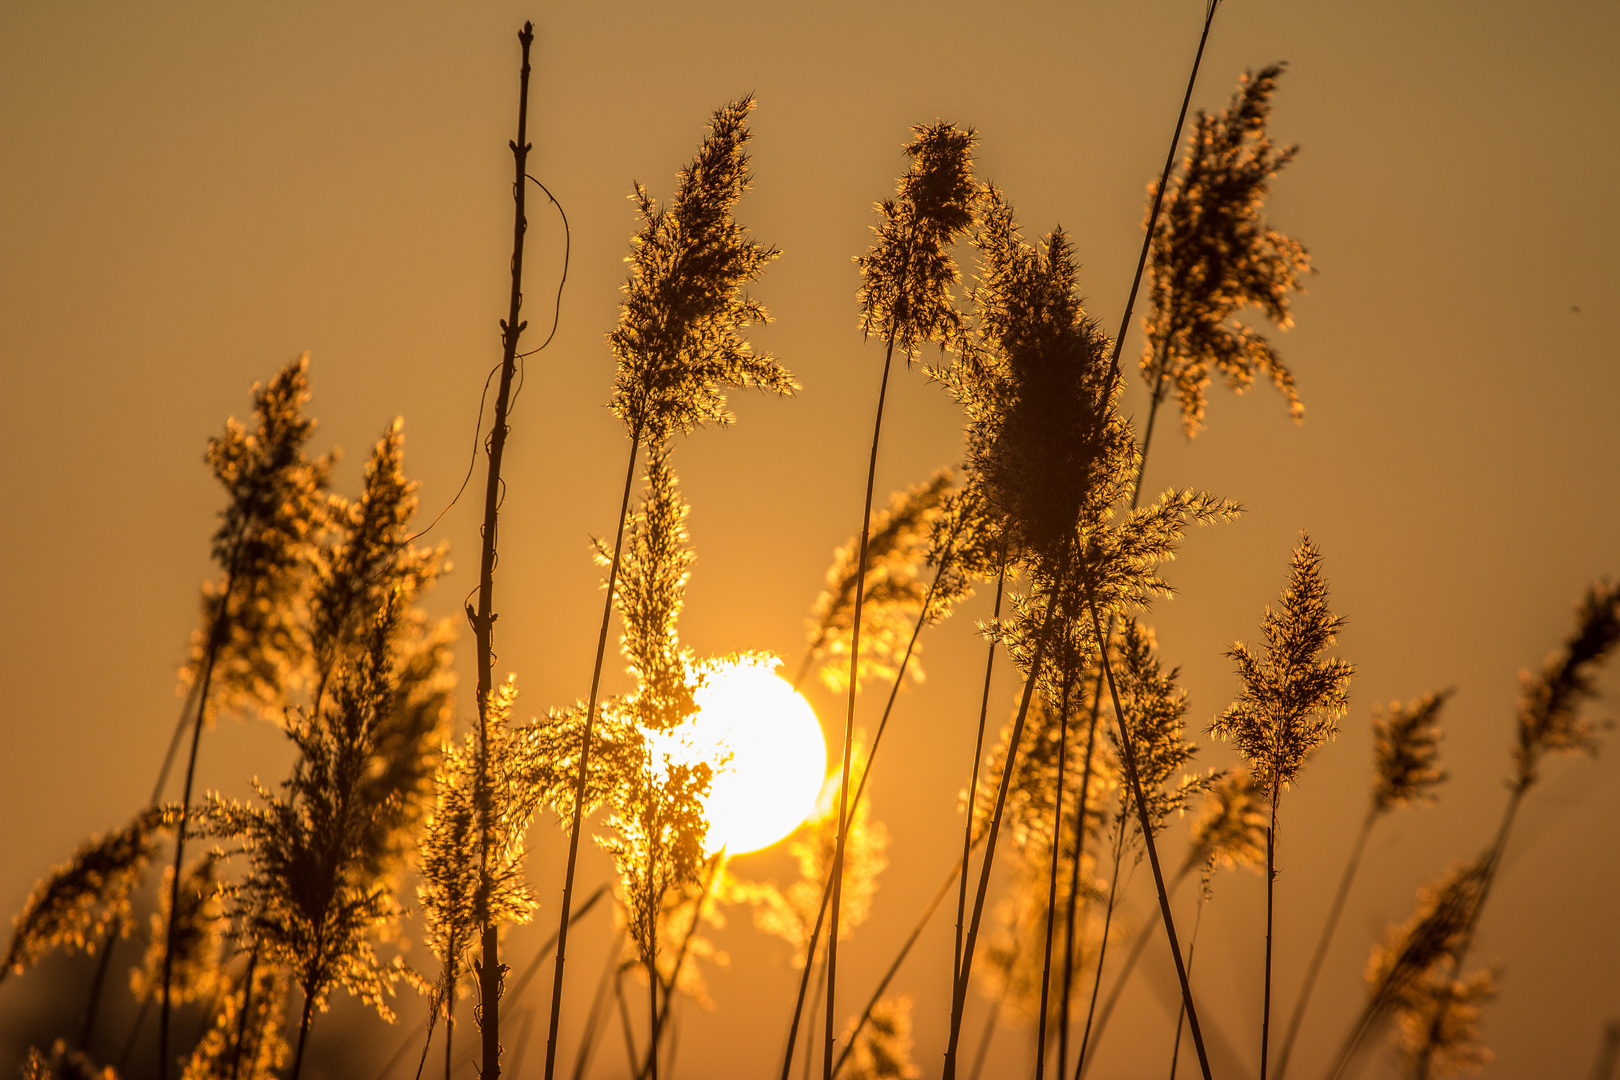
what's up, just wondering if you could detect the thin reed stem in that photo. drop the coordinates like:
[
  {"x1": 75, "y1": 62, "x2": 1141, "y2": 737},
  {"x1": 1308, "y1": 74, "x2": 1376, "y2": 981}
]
[
  {"x1": 227, "y1": 946, "x2": 260, "y2": 1080},
  {"x1": 160, "y1": 547, "x2": 243, "y2": 1080},
  {"x1": 956, "y1": 560, "x2": 1009, "y2": 992},
  {"x1": 545, "y1": 428, "x2": 642, "y2": 1080},
  {"x1": 469, "y1": 26, "x2": 535, "y2": 1080},
  {"x1": 1076, "y1": 815, "x2": 1129, "y2": 1077},
  {"x1": 943, "y1": 550, "x2": 1067, "y2": 1080},
  {"x1": 1262, "y1": 788, "x2": 1279, "y2": 1080},
  {"x1": 1077, "y1": 861, "x2": 1195, "y2": 1073},
  {"x1": 825, "y1": 337, "x2": 899, "y2": 1080},
  {"x1": 614, "y1": 966, "x2": 640, "y2": 1077},
  {"x1": 1058, "y1": 685, "x2": 1105, "y2": 1080},
  {"x1": 832, "y1": 845, "x2": 973, "y2": 1077},
  {"x1": 638, "y1": 854, "x2": 722, "y2": 1080},
  {"x1": 291, "y1": 990, "x2": 315, "y2": 1080},
  {"x1": 646, "y1": 957, "x2": 660, "y2": 1080},
  {"x1": 1274, "y1": 804, "x2": 1377, "y2": 1080},
  {"x1": 1410, "y1": 787, "x2": 1525, "y2": 1079},
  {"x1": 1170, "y1": 901, "x2": 1206, "y2": 1080},
  {"x1": 1101, "y1": 0, "x2": 1220, "y2": 387},
  {"x1": 1036, "y1": 677, "x2": 1078, "y2": 1078},
  {"x1": 778, "y1": 511, "x2": 965, "y2": 1077},
  {"x1": 1084, "y1": 587, "x2": 1212, "y2": 1080}
]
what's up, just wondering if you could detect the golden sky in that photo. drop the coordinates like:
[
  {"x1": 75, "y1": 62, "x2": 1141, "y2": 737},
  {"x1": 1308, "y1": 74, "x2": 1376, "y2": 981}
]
[{"x1": 2, "y1": 2, "x2": 1617, "y2": 1077}]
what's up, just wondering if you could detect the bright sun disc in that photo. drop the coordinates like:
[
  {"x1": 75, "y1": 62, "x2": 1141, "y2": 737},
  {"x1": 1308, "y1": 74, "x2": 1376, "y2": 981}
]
[{"x1": 682, "y1": 659, "x2": 826, "y2": 855}]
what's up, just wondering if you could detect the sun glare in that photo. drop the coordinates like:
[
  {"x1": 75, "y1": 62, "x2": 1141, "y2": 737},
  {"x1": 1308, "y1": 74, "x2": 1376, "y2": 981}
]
[{"x1": 678, "y1": 658, "x2": 827, "y2": 855}]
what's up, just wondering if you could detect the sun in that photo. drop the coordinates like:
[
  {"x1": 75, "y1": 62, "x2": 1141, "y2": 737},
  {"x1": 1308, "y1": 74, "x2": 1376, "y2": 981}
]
[{"x1": 680, "y1": 657, "x2": 827, "y2": 856}]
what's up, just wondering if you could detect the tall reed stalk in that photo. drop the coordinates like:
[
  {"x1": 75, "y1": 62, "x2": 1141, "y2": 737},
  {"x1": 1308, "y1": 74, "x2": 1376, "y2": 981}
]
[
  {"x1": 1273, "y1": 692, "x2": 1447, "y2": 1080},
  {"x1": 464, "y1": 26, "x2": 536, "y2": 1080},
  {"x1": 823, "y1": 124, "x2": 977, "y2": 1080},
  {"x1": 544, "y1": 95, "x2": 790, "y2": 1080}
]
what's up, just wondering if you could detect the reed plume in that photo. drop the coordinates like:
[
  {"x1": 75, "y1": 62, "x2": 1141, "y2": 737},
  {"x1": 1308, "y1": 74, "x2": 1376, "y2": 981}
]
[
  {"x1": 131, "y1": 855, "x2": 224, "y2": 1009},
  {"x1": 818, "y1": 121, "x2": 977, "y2": 1080},
  {"x1": 839, "y1": 996, "x2": 919, "y2": 1080},
  {"x1": 180, "y1": 961, "x2": 289, "y2": 1080},
  {"x1": 551, "y1": 94, "x2": 791, "y2": 1080},
  {"x1": 206, "y1": 598, "x2": 419, "y2": 1079},
  {"x1": 308, "y1": 418, "x2": 446, "y2": 708},
  {"x1": 1274, "y1": 691, "x2": 1450, "y2": 1079},
  {"x1": 1212, "y1": 534, "x2": 1351, "y2": 1080},
  {"x1": 939, "y1": 185, "x2": 1233, "y2": 1079},
  {"x1": 162, "y1": 356, "x2": 330, "y2": 1079},
  {"x1": 417, "y1": 676, "x2": 541, "y2": 1080},
  {"x1": 1327, "y1": 860, "x2": 1488, "y2": 1079},
  {"x1": 739, "y1": 746, "x2": 890, "y2": 971},
  {"x1": 1407, "y1": 581, "x2": 1620, "y2": 1078},
  {"x1": 804, "y1": 471, "x2": 954, "y2": 692},
  {"x1": 1141, "y1": 63, "x2": 1310, "y2": 442},
  {"x1": 2, "y1": 806, "x2": 169, "y2": 985}
]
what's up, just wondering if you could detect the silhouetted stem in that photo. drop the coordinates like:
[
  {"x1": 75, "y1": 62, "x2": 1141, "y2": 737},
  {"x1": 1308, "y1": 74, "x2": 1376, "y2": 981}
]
[
  {"x1": 943, "y1": 549, "x2": 1066, "y2": 1080},
  {"x1": 1102, "y1": 0, "x2": 1219, "y2": 387},
  {"x1": 1036, "y1": 677, "x2": 1078, "y2": 1078},
  {"x1": 1411, "y1": 785, "x2": 1525, "y2": 1079},
  {"x1": 1076, "y1": 819, "x2": 1129, "y2": 1077},
  {"x1": 832, "y1": 846, "x2": 972, "y2": 1077},
  {"x1": 1170, "y1": 902, "x2": 1205, "y2": 1080},
  {"x1": 78, "y1": 922, "x2": 120, "y2": 1050},
  {"x1": 161, "y1": 547, "x2": 242, "y2": 1080},
  {"x1": 824, "y1": 335, "x2": 898, "y2": 1080},
  {"x1": 777, "y1": 511, "x2": 965, "y2": 1078},
  {"x1": 638, "y1": 855, "x2": 722, "y2": 1080},
  {"x1": 646, "y1": 958, "x2": 660, "y2": 1080},
  {"x1": 1262, "y1": 787, "x2": 1280, "y2": 1080},
  {"x1": 291, "y1": 990, "x2": 315, "y2": 1080},
  {"x1": 227, "y1": 947, "x2": 260, "y2": 1080},
  {"x1": 1077, "y1": 861, "x2": 1195, "y2": 1073},
  {"x1": 468, "y1": 25, "x2": 535, "y2": 1080},
  {"x1": 613, "y1": 966, "x2": 640, "y2": 1075},
  {"x1": 1084, "y1": 587, "x2": 1212, "y2": 1080},
  {"x1": 546, "y1": 428, "x2": 641, "y2": 1080},
  {"x1": 1273, "y1": 804, "x2": 1378, "y2": 1080},
  {"x1": 955, "y1": 560, "x2": 1008, "y2": 993},
  {"x1": 1058, "y1": 685, "x2": 1105, "y2": 1080}
]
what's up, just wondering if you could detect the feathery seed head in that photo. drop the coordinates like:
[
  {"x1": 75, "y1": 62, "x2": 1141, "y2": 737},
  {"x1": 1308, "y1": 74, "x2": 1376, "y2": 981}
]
[
  {"x1": 1513, "y1": 580, "x2": 1620, "y2": 789},
  {"x1": 943, "y1": 188, "x2": 1132, "y2": 575},
  {"x1": 806, "y1": 471, "x2": 954, "y2": 691},
  {"x1": 1373, "y1": 690, "x2": 1450, "y2": 812},
  {"x1": 185, "y1": 355, "x2": 331, "y2": 722},
  {"x1": 1211, "y1": 534, "x2": 1353, "y2": 796},
  {"x1": 841, "y1": 995, "x2": 921, "y2": 1080},
  {"x1": 2, "y1": 805, "x2": 169, "y2": 980},
  {"x1": 856, "y1": 123, "x2": 979, "y2": 355},
  {"x1": 609, "y1": 97, "x2": 794, "y2": 444},
  {"x1": 1187, "y1": 768, "x2": 1268, "y2": 876},
  {"x1": 1143, "y1": 64, "x2": 1311, "y2": 435},
  {"x1": 1362, "y1": 860, "x2": 1489, "y2": 1066}
]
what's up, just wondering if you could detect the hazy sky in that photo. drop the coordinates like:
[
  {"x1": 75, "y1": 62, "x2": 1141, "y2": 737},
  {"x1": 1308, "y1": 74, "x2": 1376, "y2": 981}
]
[{"x1": 3, "y1": 2, "x2": 1618, "y2": 1077}]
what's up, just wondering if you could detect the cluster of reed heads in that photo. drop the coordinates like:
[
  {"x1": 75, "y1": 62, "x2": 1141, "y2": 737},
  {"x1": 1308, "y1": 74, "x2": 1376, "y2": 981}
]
[{"x1": 5, "y1": 21, "x2": 1617, "y2": 1080}]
